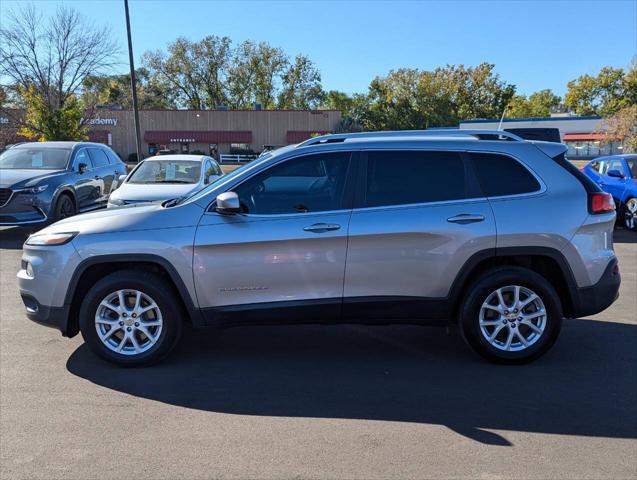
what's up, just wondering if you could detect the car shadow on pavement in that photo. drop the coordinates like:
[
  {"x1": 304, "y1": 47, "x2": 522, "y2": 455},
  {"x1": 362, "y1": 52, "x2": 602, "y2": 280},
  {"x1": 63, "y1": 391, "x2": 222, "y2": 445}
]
[
  {"x1": 66, "y1": 319, "x2": 637, "y2": 446},
  {"x1": 614, "y1": 228, "x2": 637, "y2": 244},
  {"x1": 0, "y1": 226, "x2": 37, "y2": 250}
]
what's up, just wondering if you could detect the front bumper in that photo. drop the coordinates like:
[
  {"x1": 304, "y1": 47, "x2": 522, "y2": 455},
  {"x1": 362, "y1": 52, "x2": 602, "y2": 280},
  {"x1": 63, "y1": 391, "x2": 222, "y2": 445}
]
[
  {"x1": 20, "y1": 294, "x2": 73, "y2": 335},
  {"x1": 0, "y1": 208, "x2": 48, "y2": 225},
  {"x1": 0, "y1": 192, "x2": 49, "y2": 225},
  {"x1": 18, "y1": 241, "x2": 82, "y2": 337},
  {"x1": 571, "y1": 257, "x2": 621, "y2": 318}
]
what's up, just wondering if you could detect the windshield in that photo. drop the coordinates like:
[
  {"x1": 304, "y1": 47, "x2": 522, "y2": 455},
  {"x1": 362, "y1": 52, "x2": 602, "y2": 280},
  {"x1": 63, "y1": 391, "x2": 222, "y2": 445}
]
[
  {"x1": 0, "y1": 147, "x2": 70, "y2": 170},
  {"x1": 176, "y1": 152, "x2": 275, "y2": 206},
  {"x1": 128, "y1": 160, "x2": 201, "y2": 184}
]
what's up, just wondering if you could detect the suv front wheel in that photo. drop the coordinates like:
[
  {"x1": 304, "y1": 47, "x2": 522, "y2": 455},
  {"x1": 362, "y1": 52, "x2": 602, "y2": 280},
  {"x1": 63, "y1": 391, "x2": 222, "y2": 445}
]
[
  {"x1": 79, "y1": 270, "x2": 183, "y2": 367},
  {"x1": 459, "y1": 267, "x2": 562, "y2": 364}
]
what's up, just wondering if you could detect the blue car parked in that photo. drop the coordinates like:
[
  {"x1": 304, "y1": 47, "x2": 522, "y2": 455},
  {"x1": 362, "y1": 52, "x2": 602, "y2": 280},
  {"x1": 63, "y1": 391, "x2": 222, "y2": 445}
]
[
  {"x1": 0, "y1": 142, "x2": 126, "y2": 226},
  {"x1": 582, "y1": 154, "x2": 637, "y2": 231}
]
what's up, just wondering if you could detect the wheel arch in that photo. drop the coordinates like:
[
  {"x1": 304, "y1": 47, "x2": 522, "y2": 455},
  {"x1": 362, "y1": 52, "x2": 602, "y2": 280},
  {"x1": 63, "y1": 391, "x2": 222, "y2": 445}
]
[
  {"x1": 51, "y1": 186, "x2": 78, "y2": 213},
  {"x1": 449, "y1": 247, "x2": 579, "y2": 320},
  {"x1": 64, "y1": 254, "x2": 202, "y2": 338}
]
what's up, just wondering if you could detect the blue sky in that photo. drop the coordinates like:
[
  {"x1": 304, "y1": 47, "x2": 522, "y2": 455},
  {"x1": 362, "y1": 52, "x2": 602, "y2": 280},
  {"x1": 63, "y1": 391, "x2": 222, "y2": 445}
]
[{"x1": 2, "y1": 0, "x2": 636, "y2": 96}]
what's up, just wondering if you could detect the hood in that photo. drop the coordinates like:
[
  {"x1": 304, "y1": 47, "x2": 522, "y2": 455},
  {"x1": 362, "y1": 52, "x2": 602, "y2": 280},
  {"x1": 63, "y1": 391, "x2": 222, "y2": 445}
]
[
  {"x1": 37, "y1": 201, "x2": 205, "y2": 236},
  {"x1": 0, "y1": 169, "x2": 64, "y2": 188},
  {"x1": 111, "y1": 182, "x2": 201, "y2": 202}
]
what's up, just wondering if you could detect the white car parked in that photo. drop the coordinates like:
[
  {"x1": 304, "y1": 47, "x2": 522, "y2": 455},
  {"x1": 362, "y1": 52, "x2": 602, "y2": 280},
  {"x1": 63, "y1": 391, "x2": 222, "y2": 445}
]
[{"x1": 108, "y1": 154, "x2": 223, "y2": 207}]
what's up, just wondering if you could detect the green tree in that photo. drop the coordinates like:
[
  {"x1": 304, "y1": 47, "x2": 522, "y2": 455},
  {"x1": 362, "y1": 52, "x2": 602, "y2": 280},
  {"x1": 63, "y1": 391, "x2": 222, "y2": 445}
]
[
  {"x1": 565, "y1": 65, "x2": 635, "y2": 116},
  {"x1": 507, "y1": 89, "x2": 561, "y2": 118},
  {"x1": 19, "y1": 85, "x2": 88, "y2": 141},
  {"x1": 82, "y1": 68, "x2": 172, "y2": 109},
  {"x1": 277, "y1": 55, "x2": 324, "y2": 109},
  {"x1": 360, "y1": 63, "x2": 515, "y2": 130},
  {"x1": 142, "y1": 35, "x2": 232, "y2": 109}
]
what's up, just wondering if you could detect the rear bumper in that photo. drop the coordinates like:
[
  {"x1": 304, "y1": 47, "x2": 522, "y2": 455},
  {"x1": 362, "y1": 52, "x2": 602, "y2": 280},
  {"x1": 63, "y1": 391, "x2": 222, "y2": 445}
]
[
  {"x1": 20, "y1": 294, "x2": 73, "y2": 336},
  {"x1": 570, "y1": 258, "x2": 621, "y2": 318}
]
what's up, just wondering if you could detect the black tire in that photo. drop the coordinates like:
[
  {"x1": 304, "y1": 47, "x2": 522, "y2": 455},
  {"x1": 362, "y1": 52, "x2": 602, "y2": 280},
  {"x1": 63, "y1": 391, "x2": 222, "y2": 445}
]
[
  {"x1": 53, "y1": 193, "x2": 76, "y2": 221},
  {"x1": 622, "y1": 197, "x2": 637, "y2": 231},
  {"x1": 459, "y1": 267, "x2": 562, "y2": 364},
  {"x1": 79, "y1": 270, "x2": 183, "y2": 367}
]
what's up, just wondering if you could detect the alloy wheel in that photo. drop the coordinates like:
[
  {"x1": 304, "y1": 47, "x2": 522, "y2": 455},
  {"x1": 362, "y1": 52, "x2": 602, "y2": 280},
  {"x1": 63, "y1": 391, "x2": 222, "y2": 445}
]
[
  {"x1": 95, "y1": 289, "x2": 163, "y2": 355},
  {"x1": 624, "y1": 198, "x2": 637, "y2": 230},
  {"x1": 58, "y1": 197, "x2": 75, "y2": 219},
  {"x1": 479, "y1": 285, "x2": 547, "y2": 352}
]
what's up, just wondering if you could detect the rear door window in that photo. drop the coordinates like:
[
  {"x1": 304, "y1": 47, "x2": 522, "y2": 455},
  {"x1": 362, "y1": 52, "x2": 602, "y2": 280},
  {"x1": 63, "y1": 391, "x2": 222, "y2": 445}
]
[
  {"x1": 470, "y1": 152, "x2": 541, "y2": 197},
  {"x1": 363, "y1": 150, "x2": 473, "y2": 207},
  {"x1": 89, "y1": 148, "x2": 110, "y2": 168}
]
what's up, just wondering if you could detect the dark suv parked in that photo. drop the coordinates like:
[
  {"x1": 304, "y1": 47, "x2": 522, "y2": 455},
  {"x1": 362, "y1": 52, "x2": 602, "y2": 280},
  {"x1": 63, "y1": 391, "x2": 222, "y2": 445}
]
[{"x1": 0, "y1": 141, "x2": 126, "y2": 225}]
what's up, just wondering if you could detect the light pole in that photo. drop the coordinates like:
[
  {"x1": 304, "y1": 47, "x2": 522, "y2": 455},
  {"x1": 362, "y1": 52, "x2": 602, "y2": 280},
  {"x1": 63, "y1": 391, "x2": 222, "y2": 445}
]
[{"x1": 124, "y1": 0, "x2": 142, "y2": 161}]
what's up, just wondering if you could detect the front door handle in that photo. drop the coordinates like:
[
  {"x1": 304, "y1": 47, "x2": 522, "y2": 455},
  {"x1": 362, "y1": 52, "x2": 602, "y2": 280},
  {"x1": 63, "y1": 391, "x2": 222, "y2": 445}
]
[
  {"x1": 303, "y1": 223, "x2": 341, "y2": 233},
  {"x1": 447, "y1": 214, "x2": 485, "y2": 225}
]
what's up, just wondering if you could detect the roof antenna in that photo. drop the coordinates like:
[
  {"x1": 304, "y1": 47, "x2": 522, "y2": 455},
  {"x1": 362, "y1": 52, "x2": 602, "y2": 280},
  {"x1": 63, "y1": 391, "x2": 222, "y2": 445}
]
[{"x1": 498, "y1": 103, "x2": 511, "y2": 131}]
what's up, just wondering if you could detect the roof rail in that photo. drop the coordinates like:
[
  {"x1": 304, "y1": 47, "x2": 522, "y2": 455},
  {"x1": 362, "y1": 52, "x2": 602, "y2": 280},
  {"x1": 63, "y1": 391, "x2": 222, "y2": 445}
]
[{"x1": 297, "y1": 129, "x2": 524, "y2": 147}]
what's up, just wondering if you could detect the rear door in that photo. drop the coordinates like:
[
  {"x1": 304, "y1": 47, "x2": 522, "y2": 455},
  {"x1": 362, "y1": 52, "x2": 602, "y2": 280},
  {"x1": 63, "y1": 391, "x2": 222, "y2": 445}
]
[
  {"x1": 601, "y1": 158, "x2": 630, "y2": 202},
  {"x1": 343, "y1": 149, "x2": 496, "y2": 321},
  {"x1": 88, "y1": 148, "x2": 114, "y2": 203}
]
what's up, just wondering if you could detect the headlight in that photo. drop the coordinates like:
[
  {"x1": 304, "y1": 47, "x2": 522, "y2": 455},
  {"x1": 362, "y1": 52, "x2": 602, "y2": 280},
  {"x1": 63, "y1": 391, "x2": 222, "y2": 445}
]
[
  {"x1": 26, "y1": 232, "x2": 78, "y2": 246},
  {"x1": 17, "y1": 185, "x2": 48, "y2": 194}
]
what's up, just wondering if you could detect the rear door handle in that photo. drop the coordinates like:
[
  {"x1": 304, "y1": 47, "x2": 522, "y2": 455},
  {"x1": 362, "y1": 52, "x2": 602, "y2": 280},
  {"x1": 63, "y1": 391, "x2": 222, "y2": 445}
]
[
  {"x1": 447, "y1": 214, "x2": 485, "y2": 224},
  {"x1": 303, "y1": 223, "x2": 341, "y2": 233}
]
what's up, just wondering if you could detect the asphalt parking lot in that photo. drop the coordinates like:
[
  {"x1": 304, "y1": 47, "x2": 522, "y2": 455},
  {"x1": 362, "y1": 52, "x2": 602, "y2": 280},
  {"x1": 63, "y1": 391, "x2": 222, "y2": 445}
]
[{"x1": 0, "y1": 226, "x2": 635, "y2": 480}]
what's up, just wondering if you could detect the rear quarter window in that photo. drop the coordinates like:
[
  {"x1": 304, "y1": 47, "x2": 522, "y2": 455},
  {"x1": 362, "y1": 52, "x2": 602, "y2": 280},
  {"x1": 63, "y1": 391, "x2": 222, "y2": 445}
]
[{"x1": 470, "y1": 152, "x2": 541, "y2": 197}]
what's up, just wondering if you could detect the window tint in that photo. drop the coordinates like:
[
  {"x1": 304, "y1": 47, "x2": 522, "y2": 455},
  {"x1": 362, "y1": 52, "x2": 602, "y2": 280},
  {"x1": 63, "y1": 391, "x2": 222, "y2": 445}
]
[
  {"x1": 607, "y1": 159, "x2": 625, "y2": 176},
  {"x1": 364, "y1": 150, "x2": 469, "y2": 207},
  {"x1": 89, "y1": 148, "x2": 110, "y2": 168},
  {"x1": 204, "y1": 160, "x2": 214, "y2": 184},
  {"x1": 471, "y1": 153, "x2": 541, "y2": 197},
  {"x1": 104, "y1": 149, "x2": 120, "y2": 165},
  {"x1": 73, "y1": 149, "x2": 93, "y2": 170},
  {"x1": 234, "y1": 152, "x2": 351, "y2": 214}
]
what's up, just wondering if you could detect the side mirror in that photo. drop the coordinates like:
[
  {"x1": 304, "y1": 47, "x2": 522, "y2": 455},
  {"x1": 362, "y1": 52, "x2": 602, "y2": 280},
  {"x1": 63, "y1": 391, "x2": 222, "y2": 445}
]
[
  {"x1": 607, "y1": 169, "x2": 624, "y2": 178},
  {"x1": 118, "y1": 174, "x2": 127, "y2": 183},
  {"x1": 215, "y1": 191, "x2": 241, "y2": 214},
  {"x1": 78, "y1": 163, "x2": 87, "y2": 174}
]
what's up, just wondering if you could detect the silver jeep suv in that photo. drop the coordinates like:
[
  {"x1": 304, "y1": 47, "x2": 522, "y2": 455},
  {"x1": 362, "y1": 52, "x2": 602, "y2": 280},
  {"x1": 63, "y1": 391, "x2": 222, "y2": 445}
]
[{"x1": 18, "y1": 130, "x2": 621, "y2": 366}]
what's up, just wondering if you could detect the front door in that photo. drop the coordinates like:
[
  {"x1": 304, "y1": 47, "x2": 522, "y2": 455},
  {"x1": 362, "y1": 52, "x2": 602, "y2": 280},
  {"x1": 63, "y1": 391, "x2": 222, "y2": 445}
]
[
  {"x1": 193, "y1": 151, "x2": 355, "y2": 325},
  {"x1": 602, "y1": 158, "x2": 630, "y2": 203},
  {"x1": 71, "y1": 148, "x2": 100, "y2": 211},
  {"x1": 343, "y1": 149, "x2": 497, "y2": 321}
]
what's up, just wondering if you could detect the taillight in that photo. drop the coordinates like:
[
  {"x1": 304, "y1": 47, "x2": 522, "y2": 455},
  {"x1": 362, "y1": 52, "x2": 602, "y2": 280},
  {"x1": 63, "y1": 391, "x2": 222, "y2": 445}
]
[{"x1": 590, "y1": 192, "x2": 615, "y2": 214}]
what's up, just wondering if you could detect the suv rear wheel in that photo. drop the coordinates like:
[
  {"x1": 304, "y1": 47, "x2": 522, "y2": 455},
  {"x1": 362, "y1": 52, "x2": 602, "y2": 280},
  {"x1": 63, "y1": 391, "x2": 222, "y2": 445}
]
[
  {"x1": 79, "y1": 270, "x2": 183, "y2": 367},
  {"x1": 459, "y1": 267, "x2": 562, "y2": 364}
]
